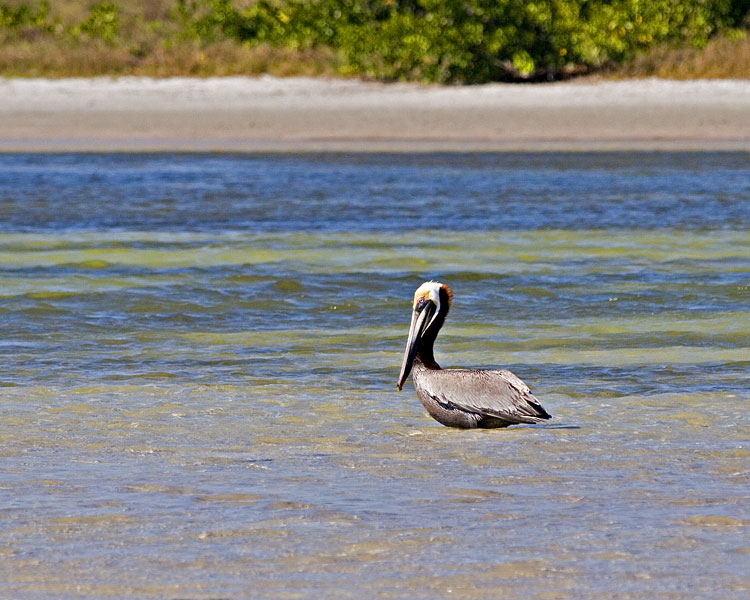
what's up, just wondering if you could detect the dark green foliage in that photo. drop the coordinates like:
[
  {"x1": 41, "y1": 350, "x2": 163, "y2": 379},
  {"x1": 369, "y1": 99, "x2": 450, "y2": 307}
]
[
  {"x1": 1, "y1": 1, "x2": 119, "y2": 42},
  {"x1": 77, "y1": 2, "x2": 119, "y2": 43},
  {"x1": 0, "y1": 0, "x2": 51, "y2": 30},
  {"x1": 173, "y1": 0, "x2": 750, "y2": 82},
  {"x1": 3, "y1": 0, "x2": 749, "y2": 81}
]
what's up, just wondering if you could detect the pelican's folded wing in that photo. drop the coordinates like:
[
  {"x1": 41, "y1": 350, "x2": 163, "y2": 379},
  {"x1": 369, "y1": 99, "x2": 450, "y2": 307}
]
[{"x1": 420, "y1": 368, "x2": 551, "y2": 424}]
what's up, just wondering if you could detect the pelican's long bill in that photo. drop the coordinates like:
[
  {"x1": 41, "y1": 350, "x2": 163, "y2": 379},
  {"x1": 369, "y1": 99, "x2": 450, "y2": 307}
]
[{"x1": 396, "y1": 297, "x2": 436, "y2": 391}]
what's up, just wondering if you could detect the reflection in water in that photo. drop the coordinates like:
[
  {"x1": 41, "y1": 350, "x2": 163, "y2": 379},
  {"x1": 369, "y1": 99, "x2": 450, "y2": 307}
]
[{"x1": 0, "y1": 153, "x2": 748, "y2": 599}]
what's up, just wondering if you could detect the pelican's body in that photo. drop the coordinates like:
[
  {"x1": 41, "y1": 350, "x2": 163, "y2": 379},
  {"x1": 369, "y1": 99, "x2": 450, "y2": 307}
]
[{"x1": 397, "y1": 281, "x2": 551, "y2": 429}]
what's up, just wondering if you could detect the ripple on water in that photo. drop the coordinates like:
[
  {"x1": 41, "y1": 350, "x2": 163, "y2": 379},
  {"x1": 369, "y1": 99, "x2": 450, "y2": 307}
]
[{"x1": 0, "y1": 152, "x2": 749, "y2": 599}]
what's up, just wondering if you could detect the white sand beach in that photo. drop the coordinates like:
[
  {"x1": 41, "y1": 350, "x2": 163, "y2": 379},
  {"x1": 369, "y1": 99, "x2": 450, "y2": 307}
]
[{"x1": 1, "y1": 76, "x2": 749, "y2": 151}]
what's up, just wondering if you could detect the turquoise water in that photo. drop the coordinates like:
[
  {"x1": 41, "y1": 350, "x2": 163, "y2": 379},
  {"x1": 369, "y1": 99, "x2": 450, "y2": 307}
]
[{"x1": 1, "y1": 152, "x2": 748, "y2": 599}]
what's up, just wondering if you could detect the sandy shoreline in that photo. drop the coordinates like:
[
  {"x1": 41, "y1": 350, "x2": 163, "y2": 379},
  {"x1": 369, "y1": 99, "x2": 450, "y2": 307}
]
[{"x1": 2, "y1": 76, "x2": 750, "y2": 152}]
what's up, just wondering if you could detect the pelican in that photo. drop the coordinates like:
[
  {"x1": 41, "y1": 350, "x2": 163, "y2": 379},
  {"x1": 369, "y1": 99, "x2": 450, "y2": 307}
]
[{"x1": 397, "y1": 281, "x2": 551, "y2": 428}]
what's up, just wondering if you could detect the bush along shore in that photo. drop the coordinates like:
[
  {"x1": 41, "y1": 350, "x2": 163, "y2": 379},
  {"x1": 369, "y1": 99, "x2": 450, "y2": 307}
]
[{"x1": 1, "y1": 0, "x2": 749, "y2": 82}]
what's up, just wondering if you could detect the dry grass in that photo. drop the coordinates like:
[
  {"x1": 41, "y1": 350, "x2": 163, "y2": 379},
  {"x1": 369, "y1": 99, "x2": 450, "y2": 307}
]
[
  {"x1": 602, "y1": 32, "x2": 750, "y2": 80},
  {"x1": 0, "y1": 38, "x2": 341, "y2": 78},
  {"x1": 0, "y1": 0, "x2": 341, "y2": 78},
  {"x1": 135, "y1": 42, "x2": 342, "y2": 78}
]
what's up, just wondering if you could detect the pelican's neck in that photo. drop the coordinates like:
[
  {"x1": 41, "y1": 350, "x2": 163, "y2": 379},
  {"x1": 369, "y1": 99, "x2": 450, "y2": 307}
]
[
  {"x1": 414, "y1": 355, "x2": 440, "y2": 373},
  {"x1": 414, "y1": 283, "x2": 451, "y2": 371},
  {"x1": 416, "y1": 316, "x2": 443, "y2": 370}
]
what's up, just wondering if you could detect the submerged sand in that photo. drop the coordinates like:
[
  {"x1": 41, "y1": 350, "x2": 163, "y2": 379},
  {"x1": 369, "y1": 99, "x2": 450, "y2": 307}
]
[{"x1": 1, "y1": 76, "x2": 749, "y2": 152}]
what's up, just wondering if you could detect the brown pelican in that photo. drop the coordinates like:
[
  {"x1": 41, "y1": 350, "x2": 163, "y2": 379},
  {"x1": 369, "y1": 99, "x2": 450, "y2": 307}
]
[{"x1": 397, "y1": 281, "x2": 551, "y2": 428}]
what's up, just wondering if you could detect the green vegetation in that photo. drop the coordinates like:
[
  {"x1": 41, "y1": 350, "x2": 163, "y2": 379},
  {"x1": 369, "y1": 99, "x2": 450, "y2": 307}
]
[{"x1": 1, "y1": 0, "x2": 749, "y2": 81}]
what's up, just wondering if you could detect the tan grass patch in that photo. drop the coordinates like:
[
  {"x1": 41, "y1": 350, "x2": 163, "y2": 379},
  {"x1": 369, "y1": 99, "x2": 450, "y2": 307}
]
[{"x1": 604, "y1": 32, "x2": 750, "y2": 80}]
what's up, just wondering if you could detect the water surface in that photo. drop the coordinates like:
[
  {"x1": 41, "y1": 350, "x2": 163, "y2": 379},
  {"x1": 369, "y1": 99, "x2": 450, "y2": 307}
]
[{"x1": 1, "y1": 152, "x2": 748, "y2": 599}]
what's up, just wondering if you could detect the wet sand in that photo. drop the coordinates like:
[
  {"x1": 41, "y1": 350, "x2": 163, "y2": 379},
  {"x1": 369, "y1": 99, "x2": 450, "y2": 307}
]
[{"x1": 1, "y1": 76, "x2": 750, "y2": 152}]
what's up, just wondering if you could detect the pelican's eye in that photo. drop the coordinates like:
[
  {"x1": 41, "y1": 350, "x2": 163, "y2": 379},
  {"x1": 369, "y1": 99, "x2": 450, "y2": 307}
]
[{"x1": 415, "y1": 297, "x2": 431, "y2": 312}]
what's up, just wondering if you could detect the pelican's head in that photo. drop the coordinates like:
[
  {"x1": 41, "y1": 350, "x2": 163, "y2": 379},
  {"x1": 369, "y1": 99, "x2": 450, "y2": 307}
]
[{"x1": 396, "y1": 281, "x2": 453, "y2": 391}]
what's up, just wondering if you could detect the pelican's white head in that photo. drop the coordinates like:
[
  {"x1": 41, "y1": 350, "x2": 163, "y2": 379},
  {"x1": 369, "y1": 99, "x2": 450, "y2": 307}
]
[
  {"x1": 412, "y1": 281, "x2": 451, "y2": 331},
  {"x1": 412, "y1": 280, "x2": 442, "y2": 308},
  {"x1": 397, "y1": 281, "x2": 453, "y2": 391}
]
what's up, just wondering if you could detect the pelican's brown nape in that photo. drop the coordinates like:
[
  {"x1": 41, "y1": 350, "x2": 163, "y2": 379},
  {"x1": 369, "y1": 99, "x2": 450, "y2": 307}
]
[{"x1": 397, "y1": 281, "x2": 551, "y2": 429}]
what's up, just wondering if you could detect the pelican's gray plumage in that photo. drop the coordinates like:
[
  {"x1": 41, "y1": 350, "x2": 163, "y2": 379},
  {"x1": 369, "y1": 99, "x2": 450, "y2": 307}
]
[{"x1": 397, "y1": 281, "x2": 551, "y2": 429}]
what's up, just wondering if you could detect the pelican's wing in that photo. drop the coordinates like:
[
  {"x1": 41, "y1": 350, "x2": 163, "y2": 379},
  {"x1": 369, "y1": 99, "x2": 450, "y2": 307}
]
[{"x1": 418, "y1": 368, "x2": 551, "y2": 424}]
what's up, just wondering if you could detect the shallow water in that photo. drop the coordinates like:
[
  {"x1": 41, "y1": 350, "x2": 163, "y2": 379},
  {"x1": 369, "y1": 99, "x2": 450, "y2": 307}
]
[{"x1": 0, "y1": 152, "x2": 748, "y2": 599}]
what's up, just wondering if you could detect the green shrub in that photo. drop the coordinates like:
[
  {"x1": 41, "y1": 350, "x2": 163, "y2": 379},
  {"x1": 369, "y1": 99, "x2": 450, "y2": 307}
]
[
  {"x1": 172, "y1": 0, "x2": 747, "y2": 82},
  {"x1": 0, "y1": 0, "x2": 51, "y2": 31},
  {"x1": 1, "y1": 1, "x2": 119, "y2": 43},
  {"x1": 78, "y1": 2, "x2": 119, "y2": 42},
  {"x1": 2, "y1": 0, "x2": 748, "y2": 81}
]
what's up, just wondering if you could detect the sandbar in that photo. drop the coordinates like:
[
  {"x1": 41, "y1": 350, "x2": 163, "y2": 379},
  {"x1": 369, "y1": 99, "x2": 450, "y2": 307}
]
[{"x1": 1, "y1": 76, "x2": 749, "y2": 152}]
